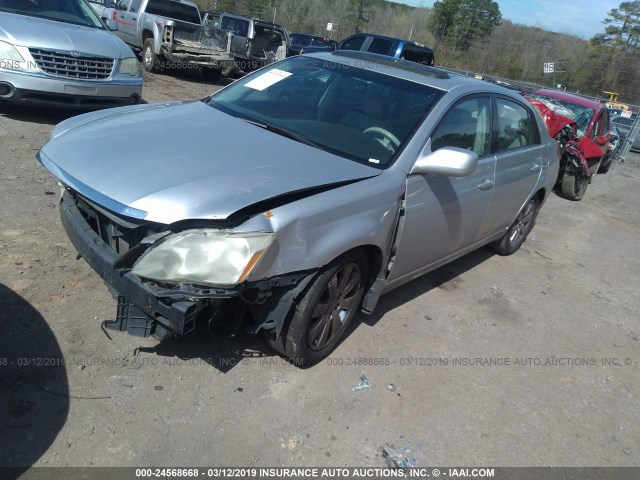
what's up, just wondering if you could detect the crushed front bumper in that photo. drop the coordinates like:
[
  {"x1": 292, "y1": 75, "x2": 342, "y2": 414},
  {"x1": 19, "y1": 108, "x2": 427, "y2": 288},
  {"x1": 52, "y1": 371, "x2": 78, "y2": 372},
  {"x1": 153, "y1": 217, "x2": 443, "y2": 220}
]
[
  {"x1": 58, "y1": 192, "x2": 316, "y2": 340},
  {"x1": 60, "y1": 193, "x2": 203, "y2": 337}
]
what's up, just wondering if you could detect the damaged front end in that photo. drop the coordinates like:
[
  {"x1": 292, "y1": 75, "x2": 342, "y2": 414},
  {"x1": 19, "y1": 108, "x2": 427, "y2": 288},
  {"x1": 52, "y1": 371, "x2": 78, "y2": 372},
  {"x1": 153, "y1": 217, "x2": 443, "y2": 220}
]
[
  {"x1": 60, "y1": 188, "x2": 316, "y2": 342},
  {"x1": 525, "y1": 97, "x2": 588, "y2": 181}
]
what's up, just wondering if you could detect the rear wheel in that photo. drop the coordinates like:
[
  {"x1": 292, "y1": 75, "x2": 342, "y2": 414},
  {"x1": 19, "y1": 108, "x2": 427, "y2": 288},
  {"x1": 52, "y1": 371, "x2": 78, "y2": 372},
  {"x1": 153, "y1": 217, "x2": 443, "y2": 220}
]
[
  {"x1": 221, "y1": 62, "x2": 236, "y2": 77},
  {"x1": 142, "y1": 39, "x2": 163, "y2": 73},
  {"x1": 201, "y1": 67, "x2": 222, "y2": 82},
  {"x1": 490, "y1": 196, "x2": 539, "y2": 256},
  {"x1": 268, "y1": 251, "x2": 368, "y2": 366},
  {"x1": 561, "y1": 170, "x2": 589, "y2": 200}
]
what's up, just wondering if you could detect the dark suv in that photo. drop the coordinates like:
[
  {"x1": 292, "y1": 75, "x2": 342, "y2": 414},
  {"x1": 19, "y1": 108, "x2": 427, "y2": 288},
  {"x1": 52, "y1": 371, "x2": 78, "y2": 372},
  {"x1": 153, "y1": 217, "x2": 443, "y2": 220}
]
[{"x1": 304, "y1": 33, "x2": 435, "y2": 66}]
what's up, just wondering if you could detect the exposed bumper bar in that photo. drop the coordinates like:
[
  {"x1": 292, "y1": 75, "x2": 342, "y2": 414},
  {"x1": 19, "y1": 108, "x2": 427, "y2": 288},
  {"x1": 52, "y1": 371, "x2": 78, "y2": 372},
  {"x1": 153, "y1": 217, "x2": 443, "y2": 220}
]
[{"x1": 59, "y1": 193, "x2": 197, "y2": 335}]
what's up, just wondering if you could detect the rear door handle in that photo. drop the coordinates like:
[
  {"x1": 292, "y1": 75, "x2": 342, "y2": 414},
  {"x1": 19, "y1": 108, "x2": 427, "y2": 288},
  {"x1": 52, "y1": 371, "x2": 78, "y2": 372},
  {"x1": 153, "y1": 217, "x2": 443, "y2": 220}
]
[
  {"x1": 478, "y1": 179, "x2": 494, "y2": 191},
  {"x1": 132, "y1": 17, "x2": 137, "y2": 20},
  {"x1": 530, "y1": 163, "x2": 541, "y2": 172}
]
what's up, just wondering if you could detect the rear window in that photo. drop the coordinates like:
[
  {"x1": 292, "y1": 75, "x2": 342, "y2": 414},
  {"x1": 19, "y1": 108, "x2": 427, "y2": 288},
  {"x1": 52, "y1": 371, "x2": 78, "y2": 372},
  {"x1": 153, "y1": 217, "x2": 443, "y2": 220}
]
[
  {"x1": 401, "y1": 45, "x2": 434, "y2": 66},
  {"x1": 368, "y1": 38, "x2": 393, "y2": 55},
  {"x1": 221, "y1": 16, "x2": 250, "y2": 36},
  {"x1": 146, "y1": 0, "x2": 200, "y2": 24}
]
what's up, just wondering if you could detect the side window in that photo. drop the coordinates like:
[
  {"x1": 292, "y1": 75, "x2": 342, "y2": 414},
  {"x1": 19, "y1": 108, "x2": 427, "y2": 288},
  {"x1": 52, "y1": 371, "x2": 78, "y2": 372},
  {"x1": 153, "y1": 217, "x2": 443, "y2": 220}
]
[
  {"x1": 222, "y1": 18, "x2": 249, "y2": 37},
  {"x1": 129, "y1": 0, "x2": 142, "y2": 12},
  {"x1": 401, "y1": 46, "x2": 434, "y2": 65},
  {"x1": 368, "y1": 38, "x2": 393, "y2": 55},
  {"x1": 590, "y1": 113, "x2": 603, "y2": 139},
  {"x1": 431, "y1": 96, "x2": 491, "y2": 157},
  {"x1": 341, "y1": 36, "x2": 366, "y2": 51},
  {"x1": 115, "y1": 0, "x2": 129, "y2": 11},
  {"x1": 496, "y1": 97, "x2": 539, "y2": 152}
]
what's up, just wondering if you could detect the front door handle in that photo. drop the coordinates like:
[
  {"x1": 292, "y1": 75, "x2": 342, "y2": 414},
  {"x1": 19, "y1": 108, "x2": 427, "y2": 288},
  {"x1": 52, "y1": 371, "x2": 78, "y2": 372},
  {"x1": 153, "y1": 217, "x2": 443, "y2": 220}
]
[
  {"x1": 132, "y1": 16, "x2": 137, "y2": 20},
  {"x1": 478, "y1": 178, "x2": 494, "y2": 191}
]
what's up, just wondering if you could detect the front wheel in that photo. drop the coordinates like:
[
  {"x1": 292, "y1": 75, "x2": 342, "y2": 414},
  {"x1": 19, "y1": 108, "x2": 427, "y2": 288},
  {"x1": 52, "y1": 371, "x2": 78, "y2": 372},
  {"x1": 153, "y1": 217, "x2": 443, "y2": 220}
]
[
  {"x1": 268, "y1": 251, "x2": 368, "y2": 366},
  {"x1": 490, "y1": 196, "x2": 539, "y2": 256},
  {"x1": 561, "y1": 170, "x2": 589, "y2": 200}
]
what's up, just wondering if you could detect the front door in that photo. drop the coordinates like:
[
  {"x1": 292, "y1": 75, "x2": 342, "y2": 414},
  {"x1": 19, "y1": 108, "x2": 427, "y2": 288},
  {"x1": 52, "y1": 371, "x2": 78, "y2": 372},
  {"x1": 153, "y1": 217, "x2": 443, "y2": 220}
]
[{"x1": 388, "y1": 95, "x2": 496, "y2": 284}]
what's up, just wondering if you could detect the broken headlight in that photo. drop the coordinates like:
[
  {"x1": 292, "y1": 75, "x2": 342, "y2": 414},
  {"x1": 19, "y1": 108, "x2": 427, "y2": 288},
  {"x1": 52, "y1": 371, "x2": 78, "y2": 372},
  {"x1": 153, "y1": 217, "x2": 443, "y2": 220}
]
[{"x1": 131, "y1": 230, "x2": 275, "y2": 287}]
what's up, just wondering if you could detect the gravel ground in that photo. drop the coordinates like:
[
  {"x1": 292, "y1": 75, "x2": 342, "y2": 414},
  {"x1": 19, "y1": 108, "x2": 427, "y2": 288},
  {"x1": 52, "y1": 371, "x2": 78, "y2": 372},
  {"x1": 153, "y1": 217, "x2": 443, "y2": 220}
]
[{"x1": 1, "y1": 68, "x2": 639, "y2": 471}]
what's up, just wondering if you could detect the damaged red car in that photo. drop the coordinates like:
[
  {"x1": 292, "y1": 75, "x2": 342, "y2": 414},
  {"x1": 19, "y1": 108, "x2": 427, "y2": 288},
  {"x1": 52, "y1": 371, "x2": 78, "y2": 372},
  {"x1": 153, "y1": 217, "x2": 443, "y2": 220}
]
[{"x1": 523, "y1": 89, "x2": 611, "y2": 200}]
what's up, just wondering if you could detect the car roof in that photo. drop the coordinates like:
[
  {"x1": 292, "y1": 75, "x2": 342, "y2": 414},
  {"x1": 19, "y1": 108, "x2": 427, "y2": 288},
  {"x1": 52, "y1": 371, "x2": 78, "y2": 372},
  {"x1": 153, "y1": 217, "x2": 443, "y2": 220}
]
[
  {"x1": 304, "y1": 51, "x2": 520, "y2": 95},
  {"x1": 343, "y1": 32, "x2": 433, "y2": 50},
  {"x1": 532, "y1": 88, "x2": 603, "y2": 109}
]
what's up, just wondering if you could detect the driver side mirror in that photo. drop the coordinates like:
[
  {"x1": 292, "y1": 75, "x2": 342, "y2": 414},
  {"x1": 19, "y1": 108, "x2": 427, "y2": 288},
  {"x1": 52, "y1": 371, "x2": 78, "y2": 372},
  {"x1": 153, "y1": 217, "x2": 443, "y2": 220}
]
[
  {"x1": 594, "y1": 135, "x2": 609, "y2": 146},
  {"x1": 411, "y1": 145, "x2": 478, "y2": 177}
]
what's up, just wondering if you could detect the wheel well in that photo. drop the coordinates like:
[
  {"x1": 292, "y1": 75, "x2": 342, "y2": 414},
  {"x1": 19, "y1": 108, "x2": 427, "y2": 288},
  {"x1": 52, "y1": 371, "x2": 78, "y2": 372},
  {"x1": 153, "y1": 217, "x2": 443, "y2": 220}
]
[
  {"x1": 344, "y1": 245, "x2": 383, "y2": 290},
  {"x1": 534, "y1": 188, "x2": 546, "y2": 205},
  {"x1": 143, "y1": 30, "x2": 154, "y2": 42}
]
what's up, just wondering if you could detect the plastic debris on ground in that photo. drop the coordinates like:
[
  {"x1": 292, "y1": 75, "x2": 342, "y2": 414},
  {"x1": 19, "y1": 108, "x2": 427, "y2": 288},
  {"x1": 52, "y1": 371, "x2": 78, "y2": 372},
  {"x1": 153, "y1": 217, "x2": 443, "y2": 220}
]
[{"x1": 352, "y1": 374, "x2": 371, "y2": 391}]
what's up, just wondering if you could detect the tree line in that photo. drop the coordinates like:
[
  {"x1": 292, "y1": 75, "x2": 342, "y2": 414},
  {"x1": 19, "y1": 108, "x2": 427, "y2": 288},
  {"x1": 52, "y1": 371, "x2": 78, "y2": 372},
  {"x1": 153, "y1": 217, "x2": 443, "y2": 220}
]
[{"x1": 194, "y1": 0, "x2": 640, "y2": 104}]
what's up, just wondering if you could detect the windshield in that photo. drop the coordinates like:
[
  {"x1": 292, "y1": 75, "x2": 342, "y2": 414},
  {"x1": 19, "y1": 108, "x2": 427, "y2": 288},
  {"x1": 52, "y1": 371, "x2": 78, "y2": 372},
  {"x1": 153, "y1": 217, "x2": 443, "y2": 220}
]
[
  {"x1": 527, "y1": 93, "x2": 594, "y2": 137},
  {"x1": 208, "y1": 56, "x2": 443, "y2": 168},
  {"x1": 0, "y1": 0, "x2": 104, "y2": 28}
]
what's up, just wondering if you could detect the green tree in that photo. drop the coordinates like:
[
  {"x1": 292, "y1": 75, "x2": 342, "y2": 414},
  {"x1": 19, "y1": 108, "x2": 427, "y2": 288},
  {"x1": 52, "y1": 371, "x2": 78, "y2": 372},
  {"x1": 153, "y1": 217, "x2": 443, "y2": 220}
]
[
  {"x1": 591, "y1": 1, "x2": 640, "y2": 52},
  {"x1": 347, "y1": 0, "x2": 369, "y2": 33},
  {"x1": 428, "y1": 0, "x2": 501, "y2": 51}
]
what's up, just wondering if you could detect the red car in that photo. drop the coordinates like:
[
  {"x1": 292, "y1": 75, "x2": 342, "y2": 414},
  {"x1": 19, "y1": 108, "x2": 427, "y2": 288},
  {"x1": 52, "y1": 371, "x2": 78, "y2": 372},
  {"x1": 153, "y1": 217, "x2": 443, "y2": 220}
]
[{"x1": 524, "y1": 89, "x2": 611, "y2": 200}]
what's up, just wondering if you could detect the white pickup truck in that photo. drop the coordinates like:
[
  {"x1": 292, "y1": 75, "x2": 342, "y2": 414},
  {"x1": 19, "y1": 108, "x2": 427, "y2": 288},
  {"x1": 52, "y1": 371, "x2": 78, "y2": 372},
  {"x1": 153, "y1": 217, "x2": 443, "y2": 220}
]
[{"x1": 90, "y1": 0, "x2": 234, "y2": 81}]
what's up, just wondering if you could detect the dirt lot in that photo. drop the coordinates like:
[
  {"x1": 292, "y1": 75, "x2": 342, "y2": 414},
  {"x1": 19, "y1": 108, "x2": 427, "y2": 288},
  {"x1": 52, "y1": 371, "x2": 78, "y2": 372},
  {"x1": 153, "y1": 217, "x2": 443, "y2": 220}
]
[{"x1": 1, "y1": 69, "x2": 639, "y2": 471}]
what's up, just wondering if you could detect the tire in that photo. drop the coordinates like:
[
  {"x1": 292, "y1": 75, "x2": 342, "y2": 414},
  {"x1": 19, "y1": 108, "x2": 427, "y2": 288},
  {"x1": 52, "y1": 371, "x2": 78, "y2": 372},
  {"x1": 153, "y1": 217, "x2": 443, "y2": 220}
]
[
  {"x1": 490, "y1": 196, "x2": 539, "y2": 256},
  {"x1": 598, "y1": 159, "x2": 612, "y2": 174},
  {"x1": 561, "y1": 170, "x2": 589, "y2": 201},
  {"x1": 221, "y1": 62, "x2": 236, "y2": 77},
  {"x1": 201, "y1": 67, "x2": 222, "y2": 82},
  {"x1": 268, "y1": 250, "x2": 368, "y2": 366},
  {"x1": 142, "y1": 38, "x2": 162, "y2": 73}
]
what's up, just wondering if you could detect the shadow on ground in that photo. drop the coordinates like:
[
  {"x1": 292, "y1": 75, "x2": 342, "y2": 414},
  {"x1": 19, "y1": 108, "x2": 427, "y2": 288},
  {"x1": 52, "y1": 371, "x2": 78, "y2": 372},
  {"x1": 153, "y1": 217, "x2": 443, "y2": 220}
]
[{"x1": 0, "y1": 284, "x2": 69, "y2": 474}]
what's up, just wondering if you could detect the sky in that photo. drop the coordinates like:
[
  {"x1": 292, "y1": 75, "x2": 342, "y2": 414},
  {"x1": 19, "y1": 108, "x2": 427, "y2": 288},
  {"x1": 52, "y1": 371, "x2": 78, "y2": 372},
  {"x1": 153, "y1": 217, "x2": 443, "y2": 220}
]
[{"x1": 400, "y1": 0, "x2": 621, "y2": 39}]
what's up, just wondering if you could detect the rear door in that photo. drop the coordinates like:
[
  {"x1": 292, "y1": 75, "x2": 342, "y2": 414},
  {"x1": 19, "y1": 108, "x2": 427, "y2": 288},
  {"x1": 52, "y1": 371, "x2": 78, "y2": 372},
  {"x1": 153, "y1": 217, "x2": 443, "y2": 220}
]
[{"x1": 476, "y1": 95, "x2": 544, "y2": 238}]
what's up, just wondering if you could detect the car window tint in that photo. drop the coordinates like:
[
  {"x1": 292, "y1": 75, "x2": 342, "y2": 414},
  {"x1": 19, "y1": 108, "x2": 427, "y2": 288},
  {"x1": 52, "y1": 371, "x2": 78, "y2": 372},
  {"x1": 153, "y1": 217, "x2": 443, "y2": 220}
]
[
  {"x1": 368, "y1": 38, "x2": 393, "y2": 55},
  {"x1": 146, "y1": 0, "x2": 200, "y2": 23},
  {"x1": 431, "y1": 96, "x2": 491, "y2": 156},
  {"x1": 496, "y1": 97, "x2": 539, "y2": 151},
  {"x1": 590, "y1": 114, "x2": 602, "y2": 139},
  {"x1": 210, "y1": 57, "x2": 443, "y2": 168},
  {"x1": 115, "y1": 0, "x2": 129, "y2": 10},
  {"x1": 221, "y1": 17, "x2": 249, "y2": 36},
  {"x1": 401, "y1": 45, "x2": 434, "y2": 65},
  {"x1": 129, "y1": 0, "x2": 142, "y2": 12},
  {"x1": 341, "y1": 36, "x2": 366, "y2": 51}
]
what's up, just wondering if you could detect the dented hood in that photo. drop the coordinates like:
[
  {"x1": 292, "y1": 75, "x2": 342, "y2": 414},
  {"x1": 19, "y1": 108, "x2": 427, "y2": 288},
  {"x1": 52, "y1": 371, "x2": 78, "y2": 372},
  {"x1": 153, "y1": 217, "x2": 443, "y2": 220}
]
[{"x1": 38, "y1": 101, "x2": 380, "y2": 224}]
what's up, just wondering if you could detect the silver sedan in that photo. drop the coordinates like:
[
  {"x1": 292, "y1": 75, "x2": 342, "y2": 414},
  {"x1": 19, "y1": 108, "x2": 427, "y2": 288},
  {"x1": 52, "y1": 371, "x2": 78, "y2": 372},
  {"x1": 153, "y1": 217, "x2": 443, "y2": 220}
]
[{"x1": 38, "y1": 52, "x2": 559, "y2": 365}]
